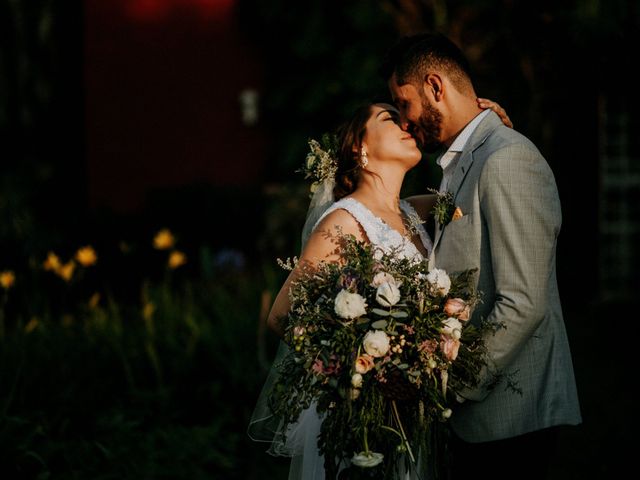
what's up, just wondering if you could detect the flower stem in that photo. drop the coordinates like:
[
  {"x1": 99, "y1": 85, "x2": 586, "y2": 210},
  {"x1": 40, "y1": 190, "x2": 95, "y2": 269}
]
[
  {"x1": 391, "y1": 400, "x2": 416, "y2": 464},
  {"x1": 363, "y1": 426, "x2": 369, "y2": 454}
]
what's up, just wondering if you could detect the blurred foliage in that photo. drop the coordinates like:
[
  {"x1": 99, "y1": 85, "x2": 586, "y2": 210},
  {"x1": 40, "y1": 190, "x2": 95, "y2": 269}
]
[
  {"x1": 0, "y1": 0, "x2": 83, "y2": 266},
  {"x1": 0, "y1": 231, "x2": 289, "y2": 479},
  {"x1": 237, "y1": 0, "x2": 399, "y2": 177}
]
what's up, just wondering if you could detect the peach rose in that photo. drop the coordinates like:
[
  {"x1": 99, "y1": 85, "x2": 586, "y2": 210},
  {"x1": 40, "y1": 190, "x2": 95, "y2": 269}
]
[
  {"x1": 355, "y1": 354, "x2": 375, "y2": 374},
  {"x1": 440, "y1": 335, "x2": 461, "y2": 361},
  {"x1": 444, "y1": 298, "x2": 470, "y2": 321}
]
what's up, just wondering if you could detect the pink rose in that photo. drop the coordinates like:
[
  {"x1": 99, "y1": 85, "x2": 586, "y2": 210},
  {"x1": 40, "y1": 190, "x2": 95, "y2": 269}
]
[
  {"x1": 355, "y1": 354, "x2": 375, "y2": 374},
  {"x1": 444, "y1": 298, "x2": 470, "y2": 321},
  {"x1": 312, "y1": 359, "x2": 324, "y2": 374},
  {"x1": 418, "y1": 339, "x2": 438, "y2": 354},
  {"x1": 440, "y1": 335, "x2": 461, "y2": 361}
]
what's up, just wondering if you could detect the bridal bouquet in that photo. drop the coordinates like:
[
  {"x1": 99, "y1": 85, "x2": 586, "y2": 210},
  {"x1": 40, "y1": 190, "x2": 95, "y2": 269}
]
[{"x1": 269, "y1": 235, "x2": 495, "y2": 478}]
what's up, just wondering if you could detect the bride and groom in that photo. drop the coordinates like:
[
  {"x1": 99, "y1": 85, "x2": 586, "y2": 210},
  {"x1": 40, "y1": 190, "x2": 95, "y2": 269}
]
[{"x1": 252, "y1": 32, "x2": 581, "y2": 479}]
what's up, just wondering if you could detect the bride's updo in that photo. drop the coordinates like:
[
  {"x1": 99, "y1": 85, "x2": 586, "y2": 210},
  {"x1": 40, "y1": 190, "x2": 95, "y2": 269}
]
[{"x1": 333, "y1": 104, "x2": 374, "y2": 200}]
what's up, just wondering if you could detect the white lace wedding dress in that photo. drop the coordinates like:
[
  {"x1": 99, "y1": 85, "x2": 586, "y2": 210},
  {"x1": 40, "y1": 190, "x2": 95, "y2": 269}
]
[{"x1": 249, "y1": 197, "x2": 433, "y2": 480}]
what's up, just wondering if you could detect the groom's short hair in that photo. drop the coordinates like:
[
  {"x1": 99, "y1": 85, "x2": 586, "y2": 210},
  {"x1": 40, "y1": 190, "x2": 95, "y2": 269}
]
[{"x1": 381, "y1": 33, "x2": 475, "y2": 96}]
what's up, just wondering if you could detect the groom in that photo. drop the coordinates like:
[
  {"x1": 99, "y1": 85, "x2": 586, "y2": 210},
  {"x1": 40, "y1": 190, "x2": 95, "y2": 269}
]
[{"x1": 382, "y1": 33, "x2": 581, "y2": 479}]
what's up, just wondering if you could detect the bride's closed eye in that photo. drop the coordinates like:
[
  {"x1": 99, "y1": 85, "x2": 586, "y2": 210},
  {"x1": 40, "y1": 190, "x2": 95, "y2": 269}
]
[{"x1": 383, "y1": 114, "x2": 400, "y2": 125}]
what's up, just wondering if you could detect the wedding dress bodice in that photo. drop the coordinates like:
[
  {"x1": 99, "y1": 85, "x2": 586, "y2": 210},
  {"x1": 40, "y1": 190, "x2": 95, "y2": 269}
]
[{"x1": 314, "y1": 197, "x2": 433, "y2": 261}]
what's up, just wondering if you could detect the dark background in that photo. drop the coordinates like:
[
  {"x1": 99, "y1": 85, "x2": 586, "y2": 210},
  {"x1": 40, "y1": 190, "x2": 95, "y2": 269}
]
[{"x1": 0, "y1": 0, "x2": 637, "y2": 478}]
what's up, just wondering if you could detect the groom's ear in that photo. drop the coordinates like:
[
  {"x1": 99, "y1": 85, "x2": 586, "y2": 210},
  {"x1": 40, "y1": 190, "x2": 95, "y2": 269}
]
[{"x1": 423, "y1": 73, "x2": 444, "y2": 102}]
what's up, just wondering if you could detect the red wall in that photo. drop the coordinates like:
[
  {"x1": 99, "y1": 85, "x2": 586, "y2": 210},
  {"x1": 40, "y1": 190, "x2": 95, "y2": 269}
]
[{"x1": 85, "y1": 0, "x2": 266, "y2": 212}]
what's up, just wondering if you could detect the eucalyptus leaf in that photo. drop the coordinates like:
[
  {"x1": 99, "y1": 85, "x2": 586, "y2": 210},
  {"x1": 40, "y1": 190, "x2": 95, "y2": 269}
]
[
  {"x1": 371, "y1": 320, "x2": 388, "y2": 329},
  {"x1": 391, "y1": 311, "x2": 408, "y2": 319},
  {"x1": 398, "y1": 363, "x2": 409, "y2": 370},
  {"x1": 371, "y1": 308, "x2": 390, "y2": 317}
]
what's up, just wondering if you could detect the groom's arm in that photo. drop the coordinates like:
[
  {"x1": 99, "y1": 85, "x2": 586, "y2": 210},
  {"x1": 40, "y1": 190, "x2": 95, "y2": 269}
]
[
  {"x1": 405, "y1": 194, "x2": 438, "y2": 221},
  {"x1": 458, "y1": 142, "x2": 561, "y2": 402}
]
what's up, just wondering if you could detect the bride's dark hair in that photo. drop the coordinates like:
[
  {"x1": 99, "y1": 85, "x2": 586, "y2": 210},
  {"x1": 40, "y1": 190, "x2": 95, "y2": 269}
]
[{"x1": 333, "y1": 104, "x2": 374, "y2": 200}]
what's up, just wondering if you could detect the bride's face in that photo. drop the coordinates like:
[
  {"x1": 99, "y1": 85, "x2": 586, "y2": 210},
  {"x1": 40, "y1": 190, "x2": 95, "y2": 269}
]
[{"x1": 362, "y1": 104, "x2": 422, "y2": 168}]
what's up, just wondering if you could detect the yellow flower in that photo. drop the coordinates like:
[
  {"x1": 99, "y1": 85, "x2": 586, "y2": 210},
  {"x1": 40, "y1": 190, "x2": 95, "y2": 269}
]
[
  {"x1": 75, "y1": 246, "x2": 98, "y2": 267},
  {"x1": 43, "y1": 252, "x2": 62, "y2": 272},
  {"x1": 0, "y1": 270, "x2": 15, "y2": 290},
  {"x1": 143, "y1": 302, "x2": 155, "y2": 320},
  {"x1": 168, "y1": 250, "x2": 187, "y2": 269},
  {"x1": 57, "y1": 261, "x2": 76, "y2": 282},
  {"x1": 24, "y1": 317, "x2": 39, "y2": 334},
  {"x1": 153, "y1": 229, "x2": 175, "y2": 250},
  {"x1": 88, "y1": 292, "x2": 101, "y2": 309}
]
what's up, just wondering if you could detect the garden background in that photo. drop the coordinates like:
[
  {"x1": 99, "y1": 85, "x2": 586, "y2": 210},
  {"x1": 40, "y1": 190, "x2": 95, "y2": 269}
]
[{"x1": 0, "y1": 0, "x2": 637, "y2": 478}]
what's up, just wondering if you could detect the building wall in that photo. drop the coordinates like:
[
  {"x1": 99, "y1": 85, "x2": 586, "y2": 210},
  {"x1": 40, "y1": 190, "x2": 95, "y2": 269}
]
[{"x1": 85, "y1": 0, "x2": 266, "y2": 212}]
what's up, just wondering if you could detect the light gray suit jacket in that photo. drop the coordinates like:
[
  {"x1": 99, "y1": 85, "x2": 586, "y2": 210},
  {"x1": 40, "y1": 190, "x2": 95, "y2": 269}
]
[{"x1": 431, "y1": 111, "x2": 582, "y2": 442}]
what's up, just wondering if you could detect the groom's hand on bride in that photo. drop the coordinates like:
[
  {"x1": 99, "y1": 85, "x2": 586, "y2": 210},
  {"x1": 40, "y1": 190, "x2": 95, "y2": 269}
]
[{"x1": 477, "y1": 98, "x2": 513, "y2": 129}]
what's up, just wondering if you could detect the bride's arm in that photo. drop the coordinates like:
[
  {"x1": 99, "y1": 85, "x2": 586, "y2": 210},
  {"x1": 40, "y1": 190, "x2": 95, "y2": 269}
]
[
  {"x1": 267, "y1": 209, "x2": 366, "y2": 336},
  {"x1": 405, "y1": 194, "x2": 438, "y2": 222},
  {"x1": 478, "y1": 98, "x2": 513, "y2": 128}
]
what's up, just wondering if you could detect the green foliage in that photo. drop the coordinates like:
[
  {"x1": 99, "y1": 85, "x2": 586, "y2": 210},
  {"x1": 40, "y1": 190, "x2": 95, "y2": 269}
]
[
  {"x1": 0, "y1": 257, "x2": 287, "y2": 479},
  {"x1": 238, "y1": 0, "x2": 397, "y2": 176}
]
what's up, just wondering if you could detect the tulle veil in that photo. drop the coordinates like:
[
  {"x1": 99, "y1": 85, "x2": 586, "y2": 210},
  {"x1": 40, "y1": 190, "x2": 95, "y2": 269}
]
[{"x1": 246, "y1": 178, "x2": 336, "y2": 474}]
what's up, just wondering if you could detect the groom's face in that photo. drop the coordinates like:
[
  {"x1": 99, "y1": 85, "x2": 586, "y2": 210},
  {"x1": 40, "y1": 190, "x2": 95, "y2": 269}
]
[{"x1": 388, "y1": 73, "x2": 443, "y2": 153}]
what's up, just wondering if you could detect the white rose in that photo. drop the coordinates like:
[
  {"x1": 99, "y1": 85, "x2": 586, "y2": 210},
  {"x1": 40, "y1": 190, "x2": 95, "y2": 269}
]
[
  {"x1": 441, "y1": 317, "x2": 463, "y2": 340},
  {"x1": 351, "y1": 451, "x2": 384, "y2": 468},
  {"x1": 371, "y1": 272, "x2": 401, "y2": 287},
  {"x1": 363, "y1": 330, "x2": 390, "y2": 358},
  {"x1": 351, "y1": 373, "x2": 363, "y2": 388},
  {"x1": 376, "y1": 282, "x2": 401, "y2": 307},
  {"x1": 426, "y1": 268, "x2": 451, "y2": 296},
  {"x1": 334, "y1": 289, "x2": 367, "y2": 320}
]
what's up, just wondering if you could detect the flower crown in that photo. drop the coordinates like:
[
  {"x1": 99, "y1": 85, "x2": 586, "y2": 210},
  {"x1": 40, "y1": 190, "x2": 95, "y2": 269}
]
[{"x1": 298, "y1": 132, "x2": 338, "y2": 190}]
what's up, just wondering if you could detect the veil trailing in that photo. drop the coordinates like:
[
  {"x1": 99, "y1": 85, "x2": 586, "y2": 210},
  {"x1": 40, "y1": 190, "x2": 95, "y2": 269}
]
[
  {"x1": 247, "y1": 176, "x2": 336, "y2": 457},
  {"x1": 300, "y1": 177, "x2": 336, "y2": 248}
]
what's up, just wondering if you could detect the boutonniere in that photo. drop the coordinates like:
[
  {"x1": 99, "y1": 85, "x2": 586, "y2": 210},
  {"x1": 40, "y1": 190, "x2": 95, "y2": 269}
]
[{"x1": 429, "y1": 189, "x2": 459, "y2": 226}]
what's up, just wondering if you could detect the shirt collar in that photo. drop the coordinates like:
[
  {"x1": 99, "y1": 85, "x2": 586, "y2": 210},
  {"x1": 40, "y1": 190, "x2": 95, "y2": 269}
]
[
  {"x1": 437, "y1": 108, "x2": 492, "y2": 169},
  {"x1": 448, "y1": 108, "x2": 491, "y2": 153}
]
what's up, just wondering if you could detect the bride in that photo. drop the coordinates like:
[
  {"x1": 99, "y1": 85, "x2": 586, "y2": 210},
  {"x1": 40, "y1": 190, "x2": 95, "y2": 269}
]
[{"x1": 249, "y1": 100, "x2": 508, "y2": 479}]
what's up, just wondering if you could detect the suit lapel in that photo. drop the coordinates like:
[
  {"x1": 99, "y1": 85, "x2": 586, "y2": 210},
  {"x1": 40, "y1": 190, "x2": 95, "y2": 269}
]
[{"x1": 431, "y1": 111, "x2": 504, "y2": 255}]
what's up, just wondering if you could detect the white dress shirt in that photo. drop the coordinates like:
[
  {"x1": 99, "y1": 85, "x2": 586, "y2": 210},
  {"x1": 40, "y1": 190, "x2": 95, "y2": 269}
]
[{"x1": 437, "y1": 109, "x2": 491, "y2": 192}]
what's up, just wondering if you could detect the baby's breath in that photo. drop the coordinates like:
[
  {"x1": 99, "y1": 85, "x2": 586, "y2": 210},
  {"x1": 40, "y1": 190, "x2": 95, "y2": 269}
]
[
  {"x1": 298, "y1": 133, "x2": 338, "y2": 186},
  {"x1": 276, "y1": 256, "x2": 298, "y2": 271}
]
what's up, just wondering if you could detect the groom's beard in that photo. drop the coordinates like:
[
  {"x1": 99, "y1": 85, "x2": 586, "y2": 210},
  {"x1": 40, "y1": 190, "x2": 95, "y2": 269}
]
[{"x1": 415, "y1": 97, "x2": 443, "y2": 153}]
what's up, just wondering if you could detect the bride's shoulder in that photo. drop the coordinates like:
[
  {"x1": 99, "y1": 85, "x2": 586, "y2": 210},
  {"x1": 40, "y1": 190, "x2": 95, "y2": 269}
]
[
  {"x1": 302, "y1": 207, "x2": 367, "y2": 263},
  {"x1": 313, "y1": 207, "x2": 363, "y2": 238}
]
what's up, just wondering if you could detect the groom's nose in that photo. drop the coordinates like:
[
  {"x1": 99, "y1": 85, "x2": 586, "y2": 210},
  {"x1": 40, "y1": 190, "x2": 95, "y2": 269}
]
[{"x1": 398, "y1": 113, "x2": 410, "y2": 131}]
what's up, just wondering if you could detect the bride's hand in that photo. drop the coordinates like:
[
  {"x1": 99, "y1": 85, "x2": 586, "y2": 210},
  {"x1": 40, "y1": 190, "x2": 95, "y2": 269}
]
[{"x1": 477, "y1": 98, "x2": 513, "y2": 129}]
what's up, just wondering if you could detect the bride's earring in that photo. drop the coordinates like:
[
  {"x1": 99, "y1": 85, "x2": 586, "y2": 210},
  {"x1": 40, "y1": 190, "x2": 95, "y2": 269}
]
[{"x1": 360, "y1": 150, "x2": 369, "y2": 168}]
